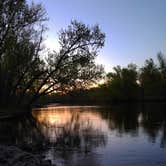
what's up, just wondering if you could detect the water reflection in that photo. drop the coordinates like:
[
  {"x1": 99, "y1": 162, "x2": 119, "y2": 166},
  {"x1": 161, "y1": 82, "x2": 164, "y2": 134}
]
[
  {"x1": 0, "y1": 115, "x2": 46, "y2": 151},
  {"x1": 100, "y1": 104, "x2": 140, "y2": 136},
  {"x1": 1, "y1": 104, "x2": 166, "y2": 165},
  {"x1": 32, "y1": 107, "x2": 108, "y2": 152},
  {"x1": 140, "y1": 103, "x2": 166, "y2": 147}
]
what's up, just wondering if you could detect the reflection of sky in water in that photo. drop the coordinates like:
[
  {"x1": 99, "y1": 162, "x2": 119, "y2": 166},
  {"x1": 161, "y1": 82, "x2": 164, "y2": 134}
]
[
  {"x1": 32, "y1": 107, "x2": 109, "y2": 143},
  {"x1": 1, "y1": 105, "x2": 166, "y2": 165},
  {"x1": 31, "y1": 105, "x2": 166, "y2": 166}
]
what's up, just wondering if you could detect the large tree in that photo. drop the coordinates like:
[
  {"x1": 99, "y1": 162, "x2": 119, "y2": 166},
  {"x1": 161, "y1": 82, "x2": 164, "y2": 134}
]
[
  {"x1": 0, "y1": 0, "x2": 105, "y2": 107},
  {"x1": 29, "y1": 20, "x2": 105, "y2": 104},
  {"x1": 0, "y1": 0, "x2": 47, "y2": 106}
]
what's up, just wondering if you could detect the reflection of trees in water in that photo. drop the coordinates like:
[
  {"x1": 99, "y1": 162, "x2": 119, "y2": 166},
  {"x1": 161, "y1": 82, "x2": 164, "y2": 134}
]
[
  {"x1": 32, "y1": 108, "x2": 107, "y2": 154},
  {"x1": 1, "y1": 103, "x2": 166, "y2": 159},
  {"x1": 99, "y1": 104, "x2": 140, "y2": 136},
  {"x1": 99, "y1": 103, "x2": 166, "y2": 148},
  {"x1": 101, "y1": 103, "x2": 166, "y2": 148},
  {"x1": 0, "y1": 115, "x2": 47, "y2": 150},
  {"x1": 55, "y1": 112, "x2": 106, "y2": 151},
  {"x1": 140, "y1": 103, "x2": 166, "y2": 147},
  {"x1": 31, "y1": 104, "x2": 166, "y2": 164}
]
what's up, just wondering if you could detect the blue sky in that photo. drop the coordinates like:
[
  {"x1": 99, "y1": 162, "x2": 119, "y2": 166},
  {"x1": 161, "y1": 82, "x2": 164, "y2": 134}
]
[{"x1": 30, "y1": 0, "x2": 166, "y2": 72}]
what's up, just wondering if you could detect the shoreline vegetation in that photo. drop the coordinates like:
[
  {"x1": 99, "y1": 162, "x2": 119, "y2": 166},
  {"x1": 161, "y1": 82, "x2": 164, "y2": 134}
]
[
  {"x1": 0, "y1": 0, "x2": 105, "y2": 109},
  {"x1": 36, "y1": 52, "x2": 166, "y2": 106},
  {"x1": 0, "y1": 0, "x2": 166, "y2": 111},
  {"x1": 0, "y1": 145, "x2": 54, "y2": 166}
]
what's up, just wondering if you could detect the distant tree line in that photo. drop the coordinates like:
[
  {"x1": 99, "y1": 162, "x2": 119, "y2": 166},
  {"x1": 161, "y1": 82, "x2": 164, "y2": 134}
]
[
  {"x1": 105, "y1": 52, "x2": 166, "y2": 102},
  {"x1": 0, "y1": 0, "x2": 105, "y2": 108},
  {"x1": 53, "y1": 53, "x2": 166, "y2": 104}
]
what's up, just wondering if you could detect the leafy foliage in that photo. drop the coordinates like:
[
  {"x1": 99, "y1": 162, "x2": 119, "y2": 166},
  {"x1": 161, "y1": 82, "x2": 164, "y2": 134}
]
[
  {"x1": 0, "y1": 0, "x2": 105, "y2": 107},
  {"x1": 140, "y1": 53, "x2": 166, "y2": 98},
  {"x1": 106, "y1": 64, "x2": 139, "y2": 100}
]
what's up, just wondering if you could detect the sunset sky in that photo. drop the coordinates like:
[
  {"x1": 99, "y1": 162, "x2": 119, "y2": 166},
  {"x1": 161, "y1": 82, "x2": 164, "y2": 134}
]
[{"x1": 30, "y1": 0, "x2": 166, "y2": 72}]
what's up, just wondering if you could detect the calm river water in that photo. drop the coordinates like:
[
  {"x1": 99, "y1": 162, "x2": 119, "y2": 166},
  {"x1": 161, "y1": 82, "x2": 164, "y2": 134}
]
[{"x1": 0, "y1": 103, "x2": 166, "y2": 166}]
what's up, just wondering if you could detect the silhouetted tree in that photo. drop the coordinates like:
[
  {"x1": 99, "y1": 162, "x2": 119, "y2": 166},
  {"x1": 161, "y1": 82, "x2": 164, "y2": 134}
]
[
  {"x1": 0, "y1": 0, "x2": 47, "y2": 106},
  {"x1": 29, "y1": 20, "x2": 105, "y2": 105},
  {"x1": 0, "y1": 0, "x2": 105, "y2": 107},
  {"x1": 106, "y1": 64, "x2": 139, "y2": 100},
  {"x1": 139, "y1": 53, "x2": 166, "y2": 99},
  {"x1": 157, "y1": 52, "x2": 166, "y2": 95}
]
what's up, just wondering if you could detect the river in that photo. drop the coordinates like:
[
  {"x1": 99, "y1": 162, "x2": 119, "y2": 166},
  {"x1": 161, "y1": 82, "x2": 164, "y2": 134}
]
[{"x1": 0, "y1": 103, "x2": 166, "y2": 166}]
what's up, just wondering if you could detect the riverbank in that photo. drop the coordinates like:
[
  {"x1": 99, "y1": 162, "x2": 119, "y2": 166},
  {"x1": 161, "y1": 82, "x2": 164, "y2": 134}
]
[
  {"x1": 0, "y1": 145, "x2": 55, "y2": 166},
  {"x1": 0, "y1": 108, "x2": 31, "y2": 119}
]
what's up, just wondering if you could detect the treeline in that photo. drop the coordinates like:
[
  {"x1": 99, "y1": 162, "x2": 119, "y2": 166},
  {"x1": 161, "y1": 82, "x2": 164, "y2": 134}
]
[
  {"x1": 1, "y1": 0, "x2": 165, "y2": 108},
  {"x1": 47, "y1": 53, "x2": 166, "y2": 104}
]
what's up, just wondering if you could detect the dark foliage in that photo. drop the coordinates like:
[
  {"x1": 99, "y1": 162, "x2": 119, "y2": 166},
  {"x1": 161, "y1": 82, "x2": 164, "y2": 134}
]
[{"x1": 0, "y1": 0, "x2": 105, "y2": 108}]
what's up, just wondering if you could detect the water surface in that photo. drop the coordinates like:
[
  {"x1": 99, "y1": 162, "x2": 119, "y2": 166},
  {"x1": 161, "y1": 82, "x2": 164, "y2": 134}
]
[{"x1": 1, "y1": 104, "x2": 166, "y2": 166}]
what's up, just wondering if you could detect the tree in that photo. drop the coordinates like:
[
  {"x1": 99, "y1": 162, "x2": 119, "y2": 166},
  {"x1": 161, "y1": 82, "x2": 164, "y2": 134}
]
[
  {"x1": 157, "y1": 52, "x2": 166, "y2": 95},
  {"x1": 106, "y1": 64, "x2": 139, "y2": 100},
  {"x1": 0, "y1": 0, "x2": 105, "y2": 107},
  {"x1": 139, "y1": 53, "x2": 166, "y2": 99},
  {"x1": 29, "y1": 20, "x2": 105, "y2": 104},
  {"x1": 0, "y1": 0, "x2": 47, "y2": 106}
]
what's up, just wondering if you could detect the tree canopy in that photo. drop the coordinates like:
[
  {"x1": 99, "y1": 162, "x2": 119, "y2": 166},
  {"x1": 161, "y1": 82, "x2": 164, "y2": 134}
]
[
  {"x1": 1, "y1": 0, "x2": 166, "y2": 107},
  {"x1": 0, "y1": 0, "x2": 105, "y2": 107}
]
